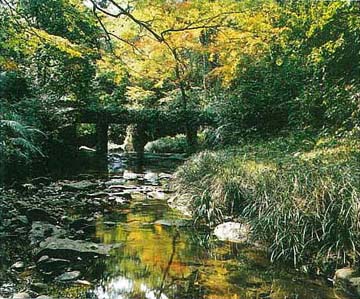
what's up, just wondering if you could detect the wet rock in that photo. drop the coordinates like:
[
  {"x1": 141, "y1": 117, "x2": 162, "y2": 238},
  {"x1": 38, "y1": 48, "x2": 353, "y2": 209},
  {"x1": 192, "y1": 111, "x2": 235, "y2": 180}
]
[
  {"x1": 12, "y1": 215, "x2": 29, "y2": 227},
  {"x1": 69, "y1": 218, "x2": 95, "y2": 234},
  {"x1": 35, "y1": 296, "x2": 53, "y2": 299},
  {"x1": 123, "y1": 171, "x2": 139, "y2": 180},
  {"x1": 11, "y1": 261, "x2": 25, "y2": 271},
  {"x1": 62, "y1": 181, "x2": 98, "y2": 192},
  {"x1": 335, "y1": 268, "x2": 360, "y2": 297},
  {"x1": 11, "y1": 293, "x2": 31, "y2": 299},
  {"x1": 147, "y1": 191, "x2": 166, "y2": 200},
  {"x1": 30, "y1": 282, "x2": 48, "y2": 293},
  {"x1": 79, "y1": 146, "x2": 96, "y2": 152},
  {"x1": 30, "y1": 222, "x2": 66, "y2": 244},
  {"x1": 75, "y1": 279, "x2": 91, "y2": 286},
  {"x1": 144, "y1": 172, "x2": 159, "y2": 184},
  {"x1": 105, "y1": 179, "x2": 126, "y2": 186},
  {"x1": 55, "y1": 270, "x2": 81, "y2": 282},
  {"x1": 30, "y1": 177, "x2": 51, "y2": 186},
  {"x1": 36, "y1": 257, "x2": 70, "y2": 272},
  {"x1": 36, "y1": 237, "x2": 120, "y2": 260},
  {"x1": 109, "y1": 192, "x2": 132, "y2": 201},
  {"x1": 335, "y1": 268, "x2": 355, "y2": 280},
  {"x1": 26, "y1": 208, "x2": 57, "y2": 224},
  {"x1": 214, "y1": 222, "x2": 251, "y2": 243},
  {"x1": 154, "y1": 219, "x2": 192, "y2": 227},
  {"x1": 159, "y1": 173, "x2": 173, "y2": 180},
  {"x1": 88, "y1": 192, "x2": 109, "y2": 198}
]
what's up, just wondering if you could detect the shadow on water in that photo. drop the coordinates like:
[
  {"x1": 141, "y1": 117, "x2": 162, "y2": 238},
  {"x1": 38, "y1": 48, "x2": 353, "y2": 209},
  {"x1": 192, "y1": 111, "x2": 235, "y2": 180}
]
[{"x1": 44, "y1": 151, "x2": 350, "y2": 299}]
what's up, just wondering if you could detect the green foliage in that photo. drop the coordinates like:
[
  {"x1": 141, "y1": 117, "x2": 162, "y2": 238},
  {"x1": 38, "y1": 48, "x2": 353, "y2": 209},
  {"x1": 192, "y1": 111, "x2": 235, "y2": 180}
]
[
  {"x1": 145, "y1": 135, "x2": 189, "y2": 153},
  {"x1": 173, "y1": 135, "x2": 360, "y2": 270}
]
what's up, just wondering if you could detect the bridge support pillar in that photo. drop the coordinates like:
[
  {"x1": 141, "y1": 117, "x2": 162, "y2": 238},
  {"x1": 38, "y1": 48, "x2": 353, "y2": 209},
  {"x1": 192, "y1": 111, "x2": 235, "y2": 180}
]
[
  {"x1": 123, "y1": 124, "x2": 148, "y2": 161},
  {"x1": 96, "y1": 119, "x2": 109, "y2": 156}
]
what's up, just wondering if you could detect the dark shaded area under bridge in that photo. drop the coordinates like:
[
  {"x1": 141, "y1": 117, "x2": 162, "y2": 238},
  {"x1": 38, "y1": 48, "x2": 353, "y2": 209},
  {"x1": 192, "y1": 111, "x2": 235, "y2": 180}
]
[{"x1": 78, "y1": 108, "x2": 215, "y2": 157}]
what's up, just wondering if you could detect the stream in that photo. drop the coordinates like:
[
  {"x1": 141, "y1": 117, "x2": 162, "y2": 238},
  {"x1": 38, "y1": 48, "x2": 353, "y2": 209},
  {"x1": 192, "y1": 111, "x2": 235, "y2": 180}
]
[{"x1": 0, "y1": 152, "x2": 351, "y2": 299}]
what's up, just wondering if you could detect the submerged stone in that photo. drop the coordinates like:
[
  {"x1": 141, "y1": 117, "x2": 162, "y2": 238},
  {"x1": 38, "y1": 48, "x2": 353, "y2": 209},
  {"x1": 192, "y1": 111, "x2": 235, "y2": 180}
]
[{"x1": 154, "y1": 219, "x2": 191, "y2": 227}]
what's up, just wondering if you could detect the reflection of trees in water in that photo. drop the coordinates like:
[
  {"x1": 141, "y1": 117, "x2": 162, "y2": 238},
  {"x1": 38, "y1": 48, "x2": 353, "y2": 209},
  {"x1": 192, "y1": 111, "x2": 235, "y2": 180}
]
[{"x1": 156, "y1": 230, "x2": 205, "y2": 299}]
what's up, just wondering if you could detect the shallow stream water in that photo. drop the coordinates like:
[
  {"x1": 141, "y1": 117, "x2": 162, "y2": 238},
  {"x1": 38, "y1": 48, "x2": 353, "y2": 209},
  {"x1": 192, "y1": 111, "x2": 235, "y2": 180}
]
[{"x1": 1, "y1": 153, "x2": 351, "y2": 299}]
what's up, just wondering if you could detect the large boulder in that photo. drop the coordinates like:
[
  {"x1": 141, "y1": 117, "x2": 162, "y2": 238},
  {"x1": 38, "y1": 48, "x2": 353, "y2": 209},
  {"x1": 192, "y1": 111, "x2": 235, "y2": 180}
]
[
  {"x1": 334, "y1": 268, "x2": 360, "y2": 297},
  {"x1": 36, "y1": 237, "x2": 121, "y2": 260},
  {"x1": 213, "y1": 222, "x2": 251, "y2": 243}
]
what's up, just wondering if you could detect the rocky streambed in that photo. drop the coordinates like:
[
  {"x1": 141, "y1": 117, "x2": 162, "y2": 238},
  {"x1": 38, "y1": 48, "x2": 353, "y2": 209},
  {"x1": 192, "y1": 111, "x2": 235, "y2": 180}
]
[{"x1": 0, "y1": 154, "x2": 355, "y2": 299}]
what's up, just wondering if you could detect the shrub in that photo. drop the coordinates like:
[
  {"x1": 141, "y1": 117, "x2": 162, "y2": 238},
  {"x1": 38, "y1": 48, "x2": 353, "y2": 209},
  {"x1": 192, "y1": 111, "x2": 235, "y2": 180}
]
[
  {"x1": 145, "y1": 135, "x2": 189, "y2": 153},
  {"x1": 173, "y1": 135, "x2": 360, "y2": 270}
]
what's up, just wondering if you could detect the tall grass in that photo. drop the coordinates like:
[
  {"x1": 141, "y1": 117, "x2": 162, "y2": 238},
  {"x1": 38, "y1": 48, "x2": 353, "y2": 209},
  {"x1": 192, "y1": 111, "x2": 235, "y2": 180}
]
[{"x1": 173, "y1": 136, "x2": 360, "y2": 270}]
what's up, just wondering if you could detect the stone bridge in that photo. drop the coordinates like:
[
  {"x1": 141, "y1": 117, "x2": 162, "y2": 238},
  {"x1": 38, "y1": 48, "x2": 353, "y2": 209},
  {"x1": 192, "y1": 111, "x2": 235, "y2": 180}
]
[{"x1": 77, "y1": 108, "x2": 215, "y2": 156}]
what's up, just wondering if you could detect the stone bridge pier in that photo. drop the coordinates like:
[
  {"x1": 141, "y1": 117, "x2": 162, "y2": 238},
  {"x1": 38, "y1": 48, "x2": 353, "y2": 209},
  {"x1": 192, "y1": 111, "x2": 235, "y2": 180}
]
[{"x1": 79, "y1": 108, "x2": 214, "y2": 158}]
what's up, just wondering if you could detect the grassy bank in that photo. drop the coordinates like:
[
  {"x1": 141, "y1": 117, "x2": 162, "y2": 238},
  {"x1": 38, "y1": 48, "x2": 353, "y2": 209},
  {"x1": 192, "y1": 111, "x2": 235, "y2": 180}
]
[{"x1": 173, "y1": 134, "x2": 360, "y2": 272}]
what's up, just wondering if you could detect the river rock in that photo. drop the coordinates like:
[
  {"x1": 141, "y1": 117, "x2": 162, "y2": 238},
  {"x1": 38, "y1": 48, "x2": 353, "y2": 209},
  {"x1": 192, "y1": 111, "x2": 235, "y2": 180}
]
[
  {"x1": 55, "y1": 270, "x2": 81, "y2": 282},
  {"x1": 79, "y1": 146, "x2": 96, "y2": 152},
  {"x1": 214, "y1": 222, "x2": 251, "y2": 243},
  {"x1": 36, "y1": 237, "x2": 120, "y2": 260},
  {"x1": 36, "y1": 257, "x2": 70, "y2": 272},
  {"x1": 30, "y1": 177, "x2": 51, "y2": 186},
  {"x1": 69, "y1": 218, "x2": 95, "y2": 234},
  {"x1": 154, "y1": 219, "x2": 192, "y2": 227},
  {"x1": 334, "y1": 267, "x2": 360, "y2": 297},
  {"x1": 26, "y1": 208, "x2": 57, "y2": 224},
  {"x1": 144, "y1": 172, "x2": 159, "y2": 185},
  {"x1": 30, "y1": 221, "x2": 66, "y2": 244},
  {"x1": 11, "y1": 293, "x2": 31, "y2": 299},
  {"x1": 147, "y1": 191, "x2": 166, "y2": 200},
  {"x1": 11, "y1": 261, "x2": 25, "y2": 271},
  {"x1": 30, "y1": 282, "x2": 48, "y2": 293},
  {"x1": 62, "y1": 181, "x2": 98, "y2": 192},
  {"x1": 123, "y1": 171, "x2": 139, "y2": 180}
]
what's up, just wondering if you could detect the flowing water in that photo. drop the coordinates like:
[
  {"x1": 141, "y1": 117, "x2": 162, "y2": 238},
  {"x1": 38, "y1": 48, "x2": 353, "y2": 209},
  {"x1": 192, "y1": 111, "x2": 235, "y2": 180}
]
[{"x1": 1, "y1": 153, "x2": 351, "y2": 299}]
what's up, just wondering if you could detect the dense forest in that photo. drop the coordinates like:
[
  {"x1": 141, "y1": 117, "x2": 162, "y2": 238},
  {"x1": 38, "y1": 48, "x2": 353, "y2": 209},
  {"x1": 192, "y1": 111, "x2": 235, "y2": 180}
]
[{"x1": 1, "y1": 0, "x2": 360, "y2": 298}]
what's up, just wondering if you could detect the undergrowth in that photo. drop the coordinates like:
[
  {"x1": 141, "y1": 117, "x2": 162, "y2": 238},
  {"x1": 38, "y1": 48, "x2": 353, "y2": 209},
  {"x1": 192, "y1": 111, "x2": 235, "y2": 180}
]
[{"x1": 173, "y1": 134, "x2": 360, "y2": 271}]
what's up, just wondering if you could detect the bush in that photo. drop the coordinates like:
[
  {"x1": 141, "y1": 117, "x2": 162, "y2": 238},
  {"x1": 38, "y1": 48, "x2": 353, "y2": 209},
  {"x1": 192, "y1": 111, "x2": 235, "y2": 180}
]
[
  {"x1": 145, "y1": 135, "x2": 189, "y2": 153},
  {"x1": 173, "y1": 135, "x2": 360, "y2": 270}
]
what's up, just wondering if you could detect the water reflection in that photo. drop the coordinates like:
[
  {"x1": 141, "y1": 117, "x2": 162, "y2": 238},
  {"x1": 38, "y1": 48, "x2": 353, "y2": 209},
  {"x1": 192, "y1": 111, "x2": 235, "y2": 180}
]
[
  {"x1": 92, "y1": 199, "x2": 344, "y2": 299},
  {"x1": 50, "y1": 153, "x2": 349, "y2": 299}
]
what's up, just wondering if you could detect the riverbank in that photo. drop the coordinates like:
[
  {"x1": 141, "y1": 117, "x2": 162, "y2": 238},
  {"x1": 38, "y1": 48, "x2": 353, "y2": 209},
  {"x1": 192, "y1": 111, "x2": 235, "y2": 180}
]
[
  {"x1": 0, "y1": 152, "x2": 352, "y2": 299},
  {"x1": 172, "y1": 134, "x2": 360, "y2": 279}
]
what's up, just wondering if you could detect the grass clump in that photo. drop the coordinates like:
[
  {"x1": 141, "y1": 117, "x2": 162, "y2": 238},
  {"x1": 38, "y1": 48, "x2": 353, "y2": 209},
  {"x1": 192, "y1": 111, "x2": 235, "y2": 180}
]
[
  {"x1": 173, "y1": 134, "x2": 360, "y2": 271},
  {"x1": 145, "y1": 135, "x2": 189, "y2": 153}
]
